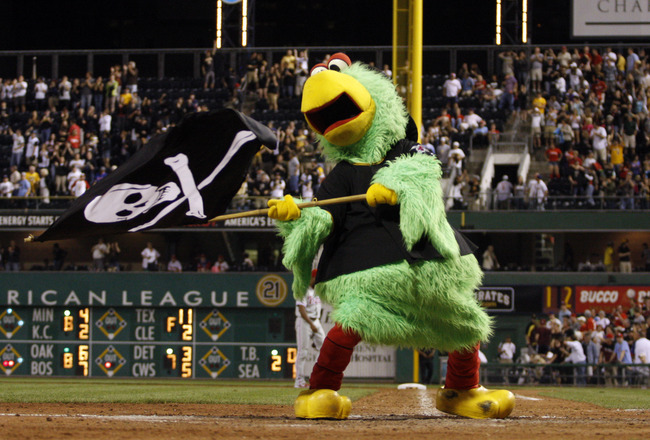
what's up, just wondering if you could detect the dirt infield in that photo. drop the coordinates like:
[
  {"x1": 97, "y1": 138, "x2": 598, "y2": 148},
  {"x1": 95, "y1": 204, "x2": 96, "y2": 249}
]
[{"x1": 1, "y1": 389, "x2": 649, "y2": 440}]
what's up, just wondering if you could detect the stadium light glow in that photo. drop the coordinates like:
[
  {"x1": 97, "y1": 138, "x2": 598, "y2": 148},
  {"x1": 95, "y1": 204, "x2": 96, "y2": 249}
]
[
  {"x1": 495, "y1": 0, "x2": 502, "y2": 45},
  {"x1": 241, "y1": 0, "x2": 248, "y2": 47},
  {"x1": 216, "y1": 1, "x2": 223, "y2": 49},
  {"x1": 522, "y1": 0, "x2": 528, "y2": 43}
]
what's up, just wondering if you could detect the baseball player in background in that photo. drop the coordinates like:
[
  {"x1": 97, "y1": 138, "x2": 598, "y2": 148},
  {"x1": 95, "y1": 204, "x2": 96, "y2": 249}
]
[{"x1": 295, "y1": 269, "x2": 325, "y2": 388}]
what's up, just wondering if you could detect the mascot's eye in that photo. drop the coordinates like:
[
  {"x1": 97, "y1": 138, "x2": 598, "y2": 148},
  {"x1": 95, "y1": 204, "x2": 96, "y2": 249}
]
[
  {"x1": 310, "y1": 63, "x2": 328, "y2": 76},
  {"x1": 327, "y1": 53, "x2": 351, "y2": 72}
]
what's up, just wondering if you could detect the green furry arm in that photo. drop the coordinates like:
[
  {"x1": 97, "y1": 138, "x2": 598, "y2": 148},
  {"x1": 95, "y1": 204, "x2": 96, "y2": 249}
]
[
  {"x1": 276, "y1": 206, "x2": 333, "y2": 299},
  {"x1": 372, "y1": 153, "x2": 460, "y2": 258}
]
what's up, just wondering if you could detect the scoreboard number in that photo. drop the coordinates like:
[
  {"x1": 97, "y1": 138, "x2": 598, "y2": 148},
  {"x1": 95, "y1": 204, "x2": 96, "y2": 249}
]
[{"x1": 78, "y1": 345, "x2": 89, "y2": 376}]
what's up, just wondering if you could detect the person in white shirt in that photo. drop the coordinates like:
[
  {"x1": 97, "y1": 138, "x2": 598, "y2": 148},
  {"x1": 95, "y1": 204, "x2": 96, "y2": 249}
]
[
  {"x1": 463, "y1": 108, "x2": 484, "y2": 130},
  {"x1": 529, "y1": 174, "x2": 548, "y2": 210},
  {"x1": 167, "y1": 255, "x2": 183, "y2": 272},
  {"x1": 10, "y1": 129, "x2": 25, "y2": 168},
  {"x1": 25, "y1": 132, "x2": 40, "y2": 166},
  {"x1": 270, "y1": 173, "x2": 286, "y2": 198},
  {"x1": 442, "y1": 73, "x2": 462, "y2": 105},
  {"x1": 34, "y1": 77, "x2": 48, "y2": 111},
  {"x1": 498, "y1": 336, "x2": 516, "y2": 362},
  {"x1": 482, "y1": 245, "x2": 500, "y2": 270},
  {"x1": 211, "y1": 255, "x2": 230, "y2": 273},
  {"x1": 70, "y1": 173, "x2": 88, "y2": 197},
  {"x1": 591, "y1": 124, "x2": 608, "y2": 163},
  {"x1": 0, "y1": 176, "x2": 14, "y2": 198},
  {"x1": 99, "y1": 109, "x2": 112, "y2": 134},
  {"x1": 59, "y1": 76, "x2": 72, "y2": 109},
  {"x1": 632, "y1": 327, "x2": 650, "y2": 384},
  {"x1": 564, "y1": 330, "x2": 587, "y2": 385},
  {"x1": 448, "y1": 142, "x2": 466, "y2": 171},
  {"x1": 295, "y1": 270, "x2": 325, "y2": 388},
  {"x1": 67, "y1": 166, "x2": 82, "y2": 194},
  {"x1": 13, "y1": 75, "x2": 27, "y2": 113},
  {"x1": 141, "y1": 242, "x2": 160, "y2": 271},
  {"x1": 91, "y1": 238, "x2": 109, "y2": 271}
]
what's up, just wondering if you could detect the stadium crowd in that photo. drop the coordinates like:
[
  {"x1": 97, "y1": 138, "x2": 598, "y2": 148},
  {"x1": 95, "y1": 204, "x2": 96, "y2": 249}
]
[
  {"x1": 497, "y1": 299, "x2": 650, "y2": 387},
  {"x1": 450, "y1": 45, "x2": 650, "y2": 211},
  {"x1": 0, "y1": 47, "x2": 649, "y2": 272}
]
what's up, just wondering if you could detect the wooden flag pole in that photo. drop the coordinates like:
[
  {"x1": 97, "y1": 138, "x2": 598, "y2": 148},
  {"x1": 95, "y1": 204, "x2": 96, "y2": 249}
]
[
  {"x1": 207, "y1": 194, "x2": 368, "y2": 223},
  {"x1": 24, "y1": 194, "x2": 368, "y2": 243}
]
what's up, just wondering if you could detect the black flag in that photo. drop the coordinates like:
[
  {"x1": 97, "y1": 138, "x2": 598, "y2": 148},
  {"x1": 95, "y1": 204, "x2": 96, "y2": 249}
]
[{"x1": 35, "y1": 109, "x2": 276, "y2": 242}]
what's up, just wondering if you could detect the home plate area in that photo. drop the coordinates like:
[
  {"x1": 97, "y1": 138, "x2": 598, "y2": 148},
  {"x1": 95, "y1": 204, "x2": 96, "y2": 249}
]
[{"x1": 1, "y1": 389, "x2": 648, "y2": 440}]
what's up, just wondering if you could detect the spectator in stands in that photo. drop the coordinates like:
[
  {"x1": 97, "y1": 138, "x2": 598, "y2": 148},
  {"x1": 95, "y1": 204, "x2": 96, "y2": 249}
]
[
  {"x1": 59, "y1": 76, "x2": 72, "y2": 110},
  {"x1": 202, "y1": 42, "x2": 217, "y2": 90},
  {"x1": 631, "y1": 327, "x2": 650, "y2": 384},
  {"x1": 240, "y1": 252, "x2": 255, "y2": 271},
  {"x1": 618, "y1": 238, "x2": 632, "y2": 273},
  {"x1": 70, "y1": 173, "x2": 88, "y2": 198},
  {"x1": 528, "y1": 173, "x2": 548, "y2": 210},
  {"x1": 106, "y1": 241, "x2": 121, "y2": 272},
  {"x1": 3, "y1": 240, "x2": 20, "y2": 271},
  {"x1": 167, "y1": 255, "x2": 183, "y2": 272},
  {"x1": 614, "y1": 332, "x2": 632, "y2": 385},
  {"x1": 499, "y1": 73, "x2": 517, "y2": 114},
  {"x1": 91, "y1": 238, "x2": 108, "y2": 271},
  {"x1": 482, "y1": 245, "x2": 500, "y2": 271},
  {"x1": 10, "y1": 128, "x2": 24, "y2": 168},
  {"x1": 442, "y1": 73, "x2": 462, "y2": 108},
  {"x1": 448, "y1": 141, "x2": 465, "y2": 172},
  {"x1": 546, "y1": 142, "x2": 562, "y2": 178},
  {"x1": 530, "y1": 47, "x2": 544, "y2": 93},
  {"x1": 14, "y1": 172, "x2": 30, "y2": 198},
  {"x1": 34, "y1": 77, "x2": 48, "y2": 111},
  {"x1": 0, "y1": 175, "x2": 12, "y2": 198},
  {"x1": 495, "y1": 175, "x2": 513, "y2": 209},
  {"x1": 212, "y1": 254, "x2": 229, "y2": 273},
  {"x1": 141, "y1": 242, "x2": 160, "y2": 271},
  {"x1": 124, "y1": 61, "x2": 139, "y2": 94},
  {"x1": 105, "y1": 74, "x2": 119, "y2": 113},
  {"x1": 563, "y1": 329, "x2": 587, "y2": 385}
]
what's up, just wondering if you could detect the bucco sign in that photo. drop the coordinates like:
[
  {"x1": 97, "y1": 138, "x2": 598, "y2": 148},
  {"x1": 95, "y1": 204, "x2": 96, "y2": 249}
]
[{"x1": 575, "y1": 286, "x2": 650, "y2": 313}]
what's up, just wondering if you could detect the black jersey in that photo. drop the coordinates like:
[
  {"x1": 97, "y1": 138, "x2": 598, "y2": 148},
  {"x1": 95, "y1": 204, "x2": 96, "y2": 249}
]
[{"x1": 314, "y1": 139, "x2": 476, "y2": 284}]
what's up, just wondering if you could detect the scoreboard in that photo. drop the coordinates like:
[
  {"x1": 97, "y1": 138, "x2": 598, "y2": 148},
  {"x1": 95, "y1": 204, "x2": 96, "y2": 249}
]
[{"x1": 0, "y1": 272, "x2": 299, "y2": 379}]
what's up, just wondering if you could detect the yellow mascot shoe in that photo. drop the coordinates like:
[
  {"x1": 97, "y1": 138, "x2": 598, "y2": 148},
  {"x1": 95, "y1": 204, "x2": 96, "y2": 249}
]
[
  {"x1": 436, "y1": 386, "x2": 515, "y2": 419},
  {"x1": 294, "y1": 389, "x2": 352, "y2": 419}
]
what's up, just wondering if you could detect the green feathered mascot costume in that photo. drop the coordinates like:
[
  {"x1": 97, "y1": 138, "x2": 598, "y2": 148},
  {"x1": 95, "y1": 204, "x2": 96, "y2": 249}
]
[{"x1": 267, "y1": 54, "x2": 515, "y2": 420}]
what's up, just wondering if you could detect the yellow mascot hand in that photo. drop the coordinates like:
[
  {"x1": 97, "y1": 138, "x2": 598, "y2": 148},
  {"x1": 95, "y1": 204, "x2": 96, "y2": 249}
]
[
  {"x1": 366, "y1": 183, "x2": 398, "y2": 207},
  {"x1": 268, "y1": 195, "x2": 301, "y2": 221}
]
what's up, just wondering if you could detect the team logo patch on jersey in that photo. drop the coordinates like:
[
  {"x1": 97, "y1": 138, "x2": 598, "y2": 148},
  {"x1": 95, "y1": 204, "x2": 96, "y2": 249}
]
[{"x1": 410, "y1": 143, "x2": 435, "y2": 156}]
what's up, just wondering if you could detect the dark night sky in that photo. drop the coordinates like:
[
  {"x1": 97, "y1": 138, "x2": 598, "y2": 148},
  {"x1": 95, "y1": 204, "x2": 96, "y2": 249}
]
[{"x1": 0, "y1": 0, "x2": 581, "y2": 51}]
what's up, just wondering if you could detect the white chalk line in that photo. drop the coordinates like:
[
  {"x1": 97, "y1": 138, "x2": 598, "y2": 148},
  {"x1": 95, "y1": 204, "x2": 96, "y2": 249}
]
[
  {"x1": 0, "y1": 413, "x2": 213, "y2": 423},
  {"x1": 514, "y1": 394, "x2": 542, "y2": 401}
]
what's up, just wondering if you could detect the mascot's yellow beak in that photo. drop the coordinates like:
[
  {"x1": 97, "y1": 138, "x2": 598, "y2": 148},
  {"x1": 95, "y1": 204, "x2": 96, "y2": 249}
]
[{"x1": 301, "y1": 70, "x2": 376, "y2": 147}]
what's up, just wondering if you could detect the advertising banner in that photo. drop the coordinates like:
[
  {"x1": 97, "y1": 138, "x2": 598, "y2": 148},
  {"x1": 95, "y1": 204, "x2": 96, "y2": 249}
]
[
  {"x1": 575, "y1": 285, "x2": 650, "y2": 313},
  {"x1": 573, "y1": 0, "x2": 650, "y2": 37}
]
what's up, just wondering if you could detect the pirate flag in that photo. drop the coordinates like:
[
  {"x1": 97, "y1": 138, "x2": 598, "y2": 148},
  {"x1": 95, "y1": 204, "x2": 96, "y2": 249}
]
[{"x1": 34, "y1": 109, "x2": 276, "y2": 242}]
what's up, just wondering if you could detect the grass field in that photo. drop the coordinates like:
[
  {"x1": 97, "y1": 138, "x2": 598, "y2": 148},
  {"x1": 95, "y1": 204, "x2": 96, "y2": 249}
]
[
  {"x1": 1, "y1": 378, "x2": 649, "y2": 410},
  {"x1": 0, "y1": 378, "x2": 384, "y2": 405}
]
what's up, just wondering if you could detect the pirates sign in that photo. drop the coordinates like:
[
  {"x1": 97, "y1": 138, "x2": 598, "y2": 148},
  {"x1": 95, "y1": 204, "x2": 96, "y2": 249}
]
[{"x1": 35, "y1": 110, "x2": 276, "y2": 242}]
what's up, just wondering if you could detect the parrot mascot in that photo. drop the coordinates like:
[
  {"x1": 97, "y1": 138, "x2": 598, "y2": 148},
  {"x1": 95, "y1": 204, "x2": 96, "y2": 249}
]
[{"x1": 267, "y1": 53, "x2": 515, "y2": 420}]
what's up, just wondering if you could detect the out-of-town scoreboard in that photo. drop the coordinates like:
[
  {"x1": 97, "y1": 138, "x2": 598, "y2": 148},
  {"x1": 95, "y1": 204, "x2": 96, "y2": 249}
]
[{"x1": 0, "y1": 273, "x2": 298, "y2": 379}]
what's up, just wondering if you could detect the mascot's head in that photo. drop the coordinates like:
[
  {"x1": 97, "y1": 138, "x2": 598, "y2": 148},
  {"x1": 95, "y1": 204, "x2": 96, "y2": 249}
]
[{"x1": 301, "y1": 53, "x2": 409, "y2": 164}]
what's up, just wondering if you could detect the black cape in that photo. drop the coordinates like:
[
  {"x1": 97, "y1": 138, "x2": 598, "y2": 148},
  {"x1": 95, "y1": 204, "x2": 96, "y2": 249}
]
[{"x1": 314, "y1": 139, "x2": 476, "y2": 284}]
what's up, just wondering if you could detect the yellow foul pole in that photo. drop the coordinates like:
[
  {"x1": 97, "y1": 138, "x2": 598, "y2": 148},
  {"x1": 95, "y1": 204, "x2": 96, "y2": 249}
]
[
  {"x1": 409, "y1": 0, "x2": 423, "y2": 138},
  {"x1": 394, "y1": 0, "x2": 424, "y2": 383}
]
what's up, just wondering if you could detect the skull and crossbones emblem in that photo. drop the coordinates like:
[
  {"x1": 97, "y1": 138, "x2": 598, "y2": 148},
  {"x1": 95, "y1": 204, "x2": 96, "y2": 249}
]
[
  {"x1": 83, "y1": 130, "x2": 257, "y2": 228},
  {"x1": 84, "y1": 153, "x2": 206, "y2": 223}
]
